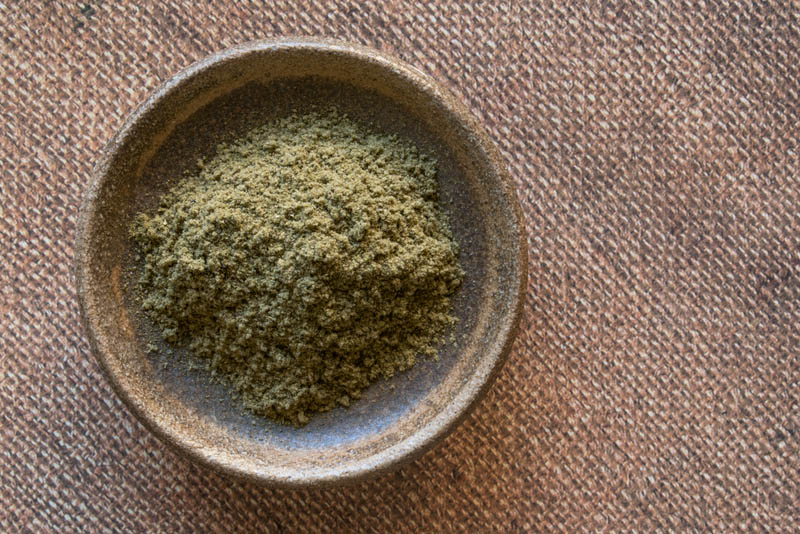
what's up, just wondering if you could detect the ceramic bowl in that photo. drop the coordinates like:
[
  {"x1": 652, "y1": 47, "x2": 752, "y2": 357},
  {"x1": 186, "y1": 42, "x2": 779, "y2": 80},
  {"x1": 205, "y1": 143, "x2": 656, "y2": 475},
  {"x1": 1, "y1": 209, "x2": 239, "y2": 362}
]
[{"x1": 75, "y1": 38, "x2": 526, "y2": 487}]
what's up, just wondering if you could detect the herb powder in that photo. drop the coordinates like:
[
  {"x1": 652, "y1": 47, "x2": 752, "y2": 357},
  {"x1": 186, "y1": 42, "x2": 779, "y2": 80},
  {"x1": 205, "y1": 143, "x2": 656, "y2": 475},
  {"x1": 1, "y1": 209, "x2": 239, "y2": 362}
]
[{"x1": 131, "y1": 110, "x2": 464, "y2": 426}]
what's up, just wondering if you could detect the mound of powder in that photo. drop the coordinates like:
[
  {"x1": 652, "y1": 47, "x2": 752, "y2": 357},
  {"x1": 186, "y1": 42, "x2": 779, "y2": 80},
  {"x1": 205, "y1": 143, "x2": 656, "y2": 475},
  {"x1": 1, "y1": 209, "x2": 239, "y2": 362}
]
[{"x1": 131, "y1": 110, "x2": 463, "y2": 426}]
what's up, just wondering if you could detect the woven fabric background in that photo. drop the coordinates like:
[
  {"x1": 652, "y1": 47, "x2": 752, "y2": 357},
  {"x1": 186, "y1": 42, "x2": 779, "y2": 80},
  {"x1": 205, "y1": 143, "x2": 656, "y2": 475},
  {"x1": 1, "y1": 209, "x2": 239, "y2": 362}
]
[{"x1": 2, "y1": 1, "x2": 799, "y2": 532}]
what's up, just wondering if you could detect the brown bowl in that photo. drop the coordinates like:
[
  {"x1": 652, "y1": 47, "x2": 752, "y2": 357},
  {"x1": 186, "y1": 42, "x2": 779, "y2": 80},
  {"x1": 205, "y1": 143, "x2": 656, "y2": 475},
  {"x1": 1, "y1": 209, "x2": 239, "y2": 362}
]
[{"x1": 75, "y1": 38, "x2": 526, "y2": 487}]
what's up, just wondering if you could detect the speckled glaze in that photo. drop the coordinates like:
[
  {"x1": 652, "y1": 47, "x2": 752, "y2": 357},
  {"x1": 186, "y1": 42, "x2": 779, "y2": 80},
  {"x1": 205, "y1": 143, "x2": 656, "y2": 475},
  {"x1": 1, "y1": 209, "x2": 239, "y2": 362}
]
[{"x1": 75, "y1": 38, "x2": 527, "y2": 487}]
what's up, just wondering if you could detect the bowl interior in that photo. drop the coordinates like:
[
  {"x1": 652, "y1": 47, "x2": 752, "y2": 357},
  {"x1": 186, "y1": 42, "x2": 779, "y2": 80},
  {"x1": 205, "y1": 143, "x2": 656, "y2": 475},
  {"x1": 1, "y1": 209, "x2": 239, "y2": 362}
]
[{"x1": 77, "y1": 41, "x2": 525, "y2": 485}]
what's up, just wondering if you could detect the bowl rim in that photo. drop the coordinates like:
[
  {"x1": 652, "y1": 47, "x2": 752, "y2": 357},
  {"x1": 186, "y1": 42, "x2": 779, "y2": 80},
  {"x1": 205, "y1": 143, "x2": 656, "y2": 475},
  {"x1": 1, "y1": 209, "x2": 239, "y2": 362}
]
[{"x1": 75, "y1": 37, "x2": 528, "y2": 487}]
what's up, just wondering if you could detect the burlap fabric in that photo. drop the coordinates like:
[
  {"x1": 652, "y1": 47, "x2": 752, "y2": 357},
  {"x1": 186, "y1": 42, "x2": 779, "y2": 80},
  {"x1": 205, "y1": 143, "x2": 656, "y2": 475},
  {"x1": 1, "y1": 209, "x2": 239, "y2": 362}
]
[{"x1": 2, "y1": 1, "x2": 799, "y2": 532}]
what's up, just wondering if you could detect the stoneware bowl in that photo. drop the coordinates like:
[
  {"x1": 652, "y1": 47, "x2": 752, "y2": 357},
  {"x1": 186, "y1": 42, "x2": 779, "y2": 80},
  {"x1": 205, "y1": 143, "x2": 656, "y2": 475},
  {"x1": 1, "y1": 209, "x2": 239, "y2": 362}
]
[{"x1": 75, "y1": 38, "x2": 526, "y2": 487}]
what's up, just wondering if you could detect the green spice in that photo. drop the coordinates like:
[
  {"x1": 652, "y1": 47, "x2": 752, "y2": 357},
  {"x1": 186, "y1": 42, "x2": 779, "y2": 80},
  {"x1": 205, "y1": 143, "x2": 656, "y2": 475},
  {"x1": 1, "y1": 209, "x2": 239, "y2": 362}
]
[{"x1": 131, "y1": 109, "x2": 463, "y2": 426}]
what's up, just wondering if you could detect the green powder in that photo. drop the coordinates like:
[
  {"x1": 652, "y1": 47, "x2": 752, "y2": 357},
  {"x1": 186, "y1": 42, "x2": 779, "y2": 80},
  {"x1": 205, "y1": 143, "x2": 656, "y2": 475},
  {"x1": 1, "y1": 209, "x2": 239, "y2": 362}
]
[{"x1": 131, "y1": 109, "x2": 463, "y2": 426}]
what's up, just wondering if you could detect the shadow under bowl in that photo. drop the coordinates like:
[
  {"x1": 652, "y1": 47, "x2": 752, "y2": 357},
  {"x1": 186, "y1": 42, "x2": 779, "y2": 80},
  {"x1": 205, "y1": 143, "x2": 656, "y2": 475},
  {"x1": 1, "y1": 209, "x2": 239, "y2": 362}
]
[{"x1": 75, "y1": 38, "x2": 527, "y2": 487}]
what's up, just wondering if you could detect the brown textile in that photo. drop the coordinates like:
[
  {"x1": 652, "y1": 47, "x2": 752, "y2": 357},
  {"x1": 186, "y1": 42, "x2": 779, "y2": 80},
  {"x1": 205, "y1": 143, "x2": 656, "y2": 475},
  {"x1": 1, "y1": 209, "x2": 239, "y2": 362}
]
[{"x1": 2, "y1": 1, "x2": 799, "y2": 532}]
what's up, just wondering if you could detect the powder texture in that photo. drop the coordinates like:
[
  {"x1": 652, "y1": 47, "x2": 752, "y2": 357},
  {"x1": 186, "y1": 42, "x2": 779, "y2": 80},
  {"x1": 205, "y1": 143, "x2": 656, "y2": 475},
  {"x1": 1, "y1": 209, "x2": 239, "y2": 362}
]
[{"x1": 131, "y1": 110, "x2": 463, "y2": 426}]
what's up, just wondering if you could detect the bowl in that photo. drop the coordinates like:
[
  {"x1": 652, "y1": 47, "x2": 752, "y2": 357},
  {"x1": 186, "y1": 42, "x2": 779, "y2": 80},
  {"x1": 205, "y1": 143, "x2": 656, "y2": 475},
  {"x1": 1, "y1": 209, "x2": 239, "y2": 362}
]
[{"x1": 75, "y1": 38, "x2": 526, "y2": 487}]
